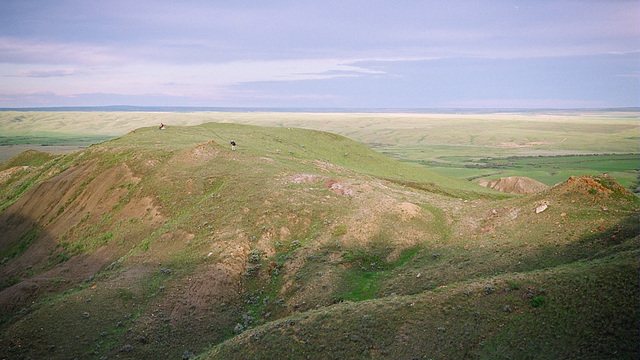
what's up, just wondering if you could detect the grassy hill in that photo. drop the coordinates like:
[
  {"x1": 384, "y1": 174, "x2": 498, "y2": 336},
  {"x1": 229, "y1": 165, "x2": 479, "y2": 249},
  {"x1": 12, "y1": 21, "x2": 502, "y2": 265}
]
[
  {"x1": 0, "y1": 123, "x2": 637, "y2": 359},
  {"x1": 1, "y1": 110, "x2": 638, "y2": 192}
]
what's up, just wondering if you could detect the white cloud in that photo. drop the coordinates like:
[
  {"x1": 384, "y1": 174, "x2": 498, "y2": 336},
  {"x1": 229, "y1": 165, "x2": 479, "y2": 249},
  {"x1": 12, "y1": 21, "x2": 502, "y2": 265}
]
[
  {"x1": 0, "y1": 37, "x2": 122, "y2": 65},
  {"x1": 13, "y1": 68, "x2": 77, "y2": 78},
  {"x1": 0, "y1": 58, "x2": 385, "y2": 98}
]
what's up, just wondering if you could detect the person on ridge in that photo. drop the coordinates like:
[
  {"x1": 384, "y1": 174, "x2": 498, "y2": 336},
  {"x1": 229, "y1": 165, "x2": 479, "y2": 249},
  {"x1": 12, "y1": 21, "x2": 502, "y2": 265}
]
[
  {"x1": 230, "y1": 140, "x2": 236, "y2": 150},
  {"x1": 159, "y1": 123, "x2": 166, "y2": 130}
]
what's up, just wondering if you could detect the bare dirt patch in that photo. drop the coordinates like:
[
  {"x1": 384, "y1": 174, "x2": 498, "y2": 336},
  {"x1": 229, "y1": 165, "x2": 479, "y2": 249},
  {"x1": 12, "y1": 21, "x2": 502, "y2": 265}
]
[
  {"x1": 0, "y1": 166, "x2": 28, "y2": 184},
  {"x1": 286, "y1": 174, "x2": 326, "y2": 184},
  {"x1": 477, "y1": 176, "x2": 549, "y2": 194},
  {"x1": 191, "y1": 140, "x2": 220, "y2": 160},
  {"x1": 339, "y1": 187, "x2": 435, "y2": 251},
  {"x1": 551, "y1": 175, "x2": 631, "y2": 199},
  {"x1": 324, "y1": 179, "x2": 354, "y2": 196},
  {"x1": 166, "y1": 263, "x2": 241, "y2": 323},
  {"x1": 0, "y1": 162, "x2": 153, "y2": 316}
]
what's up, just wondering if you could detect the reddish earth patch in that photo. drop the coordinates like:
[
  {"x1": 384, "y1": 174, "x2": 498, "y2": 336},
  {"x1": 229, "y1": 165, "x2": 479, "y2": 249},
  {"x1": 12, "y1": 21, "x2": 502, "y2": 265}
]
[
  {"x1": 324, "y1": 179, "x2": 354, "y2": 196},
  {"x1": 552, "y1": 175, "x2": 631, "y2": 198}
]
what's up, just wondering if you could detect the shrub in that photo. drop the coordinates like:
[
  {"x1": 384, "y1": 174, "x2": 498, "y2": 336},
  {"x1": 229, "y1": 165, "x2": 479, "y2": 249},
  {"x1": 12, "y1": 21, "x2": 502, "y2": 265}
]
[{"x1": 530, "y1": 295, "x2": 546, "y2": 308}]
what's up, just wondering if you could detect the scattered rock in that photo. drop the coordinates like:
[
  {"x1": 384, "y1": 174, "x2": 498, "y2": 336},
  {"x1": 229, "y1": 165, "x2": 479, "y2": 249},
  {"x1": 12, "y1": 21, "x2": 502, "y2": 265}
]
[
  {"x1": 82, "y1": 312, "x2": 90, "y2": 318},
  {"x1": 484, "y1": 285, "x2": 496, "y2": 295},
  {"x1": 535, "y1": 203, "x2": 548, "y2": 214},
  {"x1": 233, "y1": 323, "x2": 244, "y2": 334},
  {"x1": 182, "y1": 350, "x2": 196, "y2": 359},
  {"x1": 503, "y1": 305, "x2": 513, "y2": 313},
  {"x1": 158, "y1": 268, "x2": 173, "y2": 275}
]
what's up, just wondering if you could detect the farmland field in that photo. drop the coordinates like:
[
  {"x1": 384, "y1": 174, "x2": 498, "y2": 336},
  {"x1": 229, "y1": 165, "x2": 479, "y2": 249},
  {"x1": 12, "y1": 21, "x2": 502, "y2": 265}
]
[{"x1": 0, "y1": 109, "x2": 638, "y2": 192}]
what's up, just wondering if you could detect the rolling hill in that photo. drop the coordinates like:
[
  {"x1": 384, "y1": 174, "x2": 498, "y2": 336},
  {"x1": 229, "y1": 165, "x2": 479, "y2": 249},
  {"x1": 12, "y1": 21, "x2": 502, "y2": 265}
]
[{"x1": 0, "y1": 123, "x2": 637, "y2": 359}]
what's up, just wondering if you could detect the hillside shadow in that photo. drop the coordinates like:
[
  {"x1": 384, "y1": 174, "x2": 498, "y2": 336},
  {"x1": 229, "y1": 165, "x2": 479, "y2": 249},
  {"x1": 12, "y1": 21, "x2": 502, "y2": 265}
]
[
  {"x1": 0, "y1": 211, "x2": 117, "y2": 322},
  {"x1": 513, "y1": 212, "x2": 639, "y2": 274}
]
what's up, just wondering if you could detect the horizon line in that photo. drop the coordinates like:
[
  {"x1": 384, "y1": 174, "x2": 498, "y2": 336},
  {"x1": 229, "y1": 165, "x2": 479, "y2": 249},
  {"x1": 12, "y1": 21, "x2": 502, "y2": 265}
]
[{"x1": 1, "y1": 105, "x2": 638, "y2": 114}]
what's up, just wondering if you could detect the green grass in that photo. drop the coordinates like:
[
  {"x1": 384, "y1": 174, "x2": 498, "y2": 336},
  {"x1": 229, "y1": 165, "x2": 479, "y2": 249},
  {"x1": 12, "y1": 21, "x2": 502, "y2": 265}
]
[
  {"x1": 0, "y1": 132, "x2": 113, "y2": 147},
  {"x1": 0, "y1": 113, "x2": 638, "y2": 360},
  {"x1": 0, "y1": 149, "x2": 58, "y2": 171},
  {"x1": 424, "y1": 153, "x2": 640, "y2": 190},
  {"x1": 335, "y1": 246, "x2": 420, "y2": 302},
  {"x1": 0, "y1": 224, "x2": 42, "y2": 262},
  {"x1": 208, "y1": 249, "x2": 639, "y2": 360},
  {"x1": 0, "y1": 151, "x2": 78, "y2": 212}
]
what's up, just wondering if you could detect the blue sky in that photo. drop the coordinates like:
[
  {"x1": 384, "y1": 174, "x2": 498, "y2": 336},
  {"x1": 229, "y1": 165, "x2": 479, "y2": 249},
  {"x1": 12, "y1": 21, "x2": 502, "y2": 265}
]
[{"x1": 0, "y1": 0, "x2": 638, "y2": 108}]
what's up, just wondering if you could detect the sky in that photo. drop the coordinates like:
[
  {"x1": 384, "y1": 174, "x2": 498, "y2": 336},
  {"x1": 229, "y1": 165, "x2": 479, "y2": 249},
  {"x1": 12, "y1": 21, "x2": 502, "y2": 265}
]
[{"x1": 0, "y1": 0, "x2": 638, "y2": 109}]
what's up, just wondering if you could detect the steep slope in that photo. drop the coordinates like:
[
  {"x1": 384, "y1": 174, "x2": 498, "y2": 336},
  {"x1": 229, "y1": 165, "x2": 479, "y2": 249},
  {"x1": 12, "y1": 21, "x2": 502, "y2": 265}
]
[{"x1": 0, "y1": 123, "x2": 637, "y2": 360}]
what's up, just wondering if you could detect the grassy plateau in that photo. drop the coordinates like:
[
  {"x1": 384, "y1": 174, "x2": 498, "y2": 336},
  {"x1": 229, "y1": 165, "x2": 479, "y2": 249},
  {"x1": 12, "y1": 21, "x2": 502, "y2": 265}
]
[{"x1": 0, "y1": 110, "x2": 637, "y2": 359}]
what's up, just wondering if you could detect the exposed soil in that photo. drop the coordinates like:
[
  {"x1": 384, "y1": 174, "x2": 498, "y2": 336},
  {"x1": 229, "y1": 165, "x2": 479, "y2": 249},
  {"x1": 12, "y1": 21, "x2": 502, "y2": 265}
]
[
  {"x1": 477, "y1": 176, "x2": 549, "y2": 194},
  {"x1": 0, "y1": 166, "x2": 28, "y2": 184},
  {"x1": 0, "y1": 161, "x2": 163, "y2": 316}
]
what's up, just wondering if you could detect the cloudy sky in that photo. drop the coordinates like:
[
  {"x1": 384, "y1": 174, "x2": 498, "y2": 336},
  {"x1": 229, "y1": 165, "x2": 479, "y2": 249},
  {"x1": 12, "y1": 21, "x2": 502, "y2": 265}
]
[{"x1": 0, "y1": 0, "x2": 638, "y2": 108}]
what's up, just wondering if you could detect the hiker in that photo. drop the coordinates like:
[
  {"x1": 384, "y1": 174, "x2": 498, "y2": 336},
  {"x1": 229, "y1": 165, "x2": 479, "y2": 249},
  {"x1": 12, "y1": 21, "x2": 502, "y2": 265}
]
[
  {"x1": 159, "y1": 123, "x2": 166, "y2": 130},
  {"x1": 230, "y1": 140, "x2": 236, "y2": 150}
]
